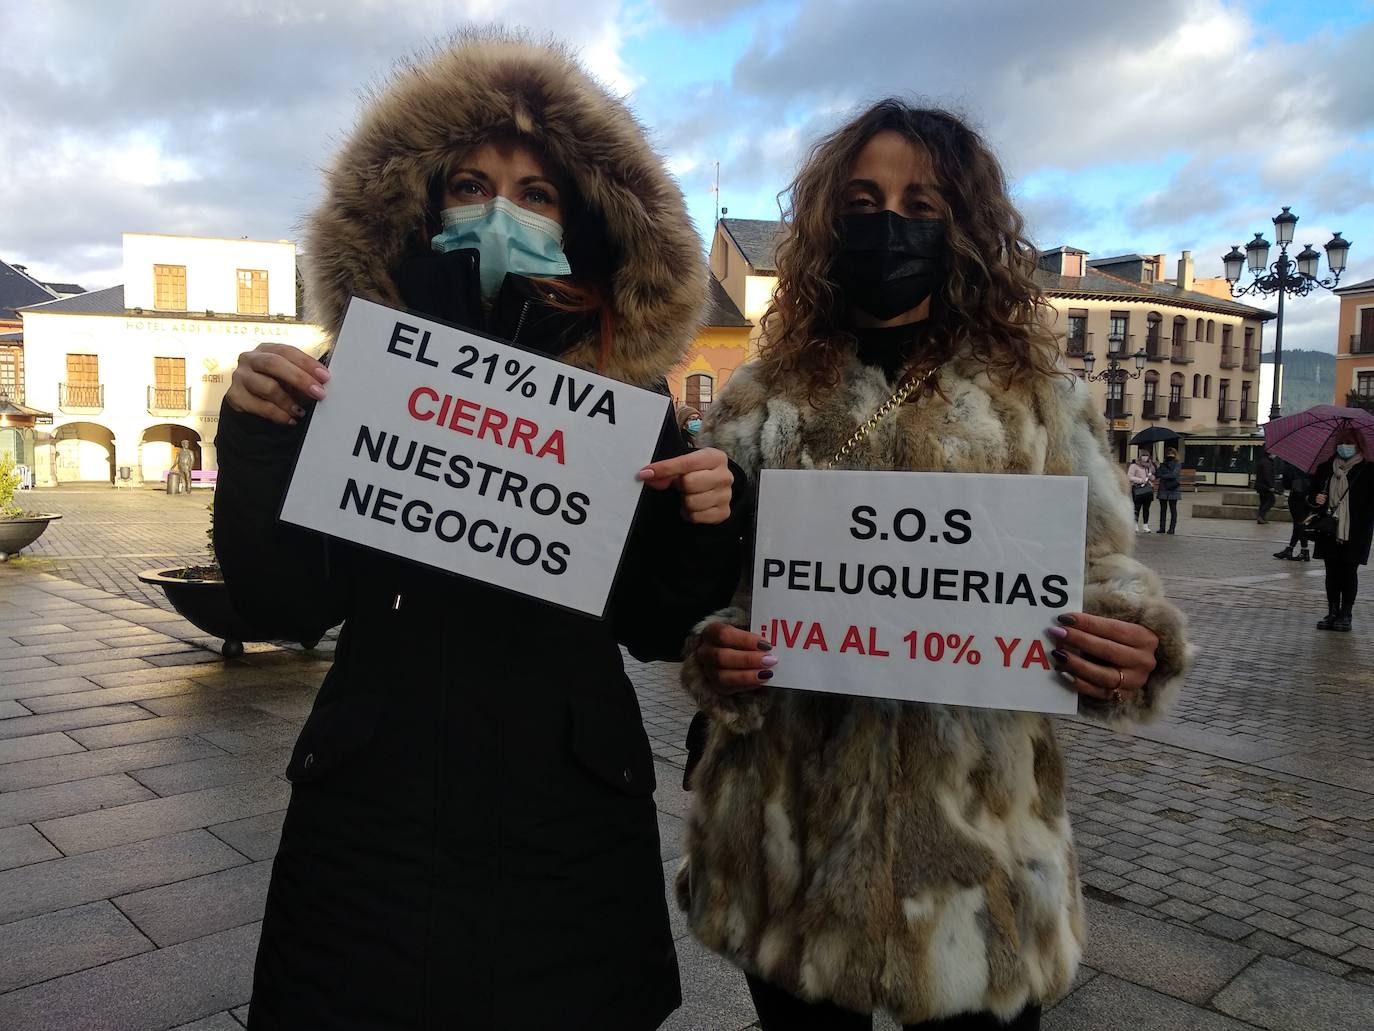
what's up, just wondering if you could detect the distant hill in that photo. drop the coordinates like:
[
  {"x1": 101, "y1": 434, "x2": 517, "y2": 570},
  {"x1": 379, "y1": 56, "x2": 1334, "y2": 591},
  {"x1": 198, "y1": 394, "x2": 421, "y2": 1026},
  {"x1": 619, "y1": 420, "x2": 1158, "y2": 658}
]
[{"x1": 1261, "y1": 349, "x2": 1336, "y2": 413}]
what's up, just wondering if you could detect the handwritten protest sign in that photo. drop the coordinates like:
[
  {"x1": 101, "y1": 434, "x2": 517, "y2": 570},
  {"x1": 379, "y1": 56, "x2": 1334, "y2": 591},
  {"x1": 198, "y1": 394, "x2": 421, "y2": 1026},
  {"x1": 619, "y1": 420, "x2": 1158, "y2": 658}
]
[
  {"x1": 280, "y1": 297, "x2": 669, "y2": 616},
  {"x1": 751, "y1": 469, "x2": 1087, "y2": 714}
]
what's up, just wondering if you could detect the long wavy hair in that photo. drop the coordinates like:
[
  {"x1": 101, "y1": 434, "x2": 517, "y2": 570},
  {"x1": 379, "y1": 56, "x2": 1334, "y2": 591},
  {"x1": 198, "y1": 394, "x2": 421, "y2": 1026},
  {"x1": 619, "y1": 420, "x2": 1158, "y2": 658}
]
[{"x1": 758, "y1": 100, "x2": 1061, "y2": 399}]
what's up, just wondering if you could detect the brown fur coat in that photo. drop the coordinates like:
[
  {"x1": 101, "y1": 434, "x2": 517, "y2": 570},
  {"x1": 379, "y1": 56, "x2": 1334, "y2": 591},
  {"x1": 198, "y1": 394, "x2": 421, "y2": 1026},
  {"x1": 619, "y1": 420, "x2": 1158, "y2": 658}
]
[{"x1": 678, "y1": 354, "x2": 1192, "y2": 1023}]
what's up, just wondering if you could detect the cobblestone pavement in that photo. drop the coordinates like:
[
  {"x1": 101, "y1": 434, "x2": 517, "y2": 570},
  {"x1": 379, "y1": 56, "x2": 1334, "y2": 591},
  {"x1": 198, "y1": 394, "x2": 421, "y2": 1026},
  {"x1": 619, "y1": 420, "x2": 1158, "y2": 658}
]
[{"x1": 2, "y1": 486, "x2": 1373, "y2": 1029}]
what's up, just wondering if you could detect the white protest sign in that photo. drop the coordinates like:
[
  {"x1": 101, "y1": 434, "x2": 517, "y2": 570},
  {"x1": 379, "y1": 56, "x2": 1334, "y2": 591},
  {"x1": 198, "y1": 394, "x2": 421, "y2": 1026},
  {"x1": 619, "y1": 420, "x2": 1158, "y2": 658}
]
[
  {"x1": 280, "y1": 297, "x2": 669, "y2": 617},
  {"x1": 751, "y1": 470, "x2": 1087, "y2": 714}
]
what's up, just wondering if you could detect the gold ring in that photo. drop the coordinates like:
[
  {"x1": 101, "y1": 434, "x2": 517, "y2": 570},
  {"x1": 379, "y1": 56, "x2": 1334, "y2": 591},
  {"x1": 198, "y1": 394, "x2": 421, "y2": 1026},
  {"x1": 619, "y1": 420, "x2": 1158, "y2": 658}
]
[{"x1": 1111, "y1": 669, "x2": 1126, "y2": 705}]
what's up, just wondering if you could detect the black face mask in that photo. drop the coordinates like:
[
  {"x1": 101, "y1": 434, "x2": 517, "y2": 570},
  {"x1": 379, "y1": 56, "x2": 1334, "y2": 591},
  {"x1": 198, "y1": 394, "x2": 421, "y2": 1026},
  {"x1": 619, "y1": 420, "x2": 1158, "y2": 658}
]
[{"x1": 833, "y1": 211, "x2": 946, "y2": 321}]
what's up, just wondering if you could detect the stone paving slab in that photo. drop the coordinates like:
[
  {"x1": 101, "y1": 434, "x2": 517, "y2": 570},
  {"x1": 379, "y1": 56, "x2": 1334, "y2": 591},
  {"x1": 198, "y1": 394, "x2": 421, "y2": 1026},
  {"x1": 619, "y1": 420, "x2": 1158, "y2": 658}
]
[
  {"x1": 1080, "y1": 897, "x2": 1256, "y2": 1004},
  {"x1": 36, "y1": 777, "x2": 291, "y2": 855},
  {"x1": 0, "y1": 920, "x2": 260, "y2": 1031},
  {"x1": 0, "y1": 730, "x2": 86, "y2": 764},
  {"x1": 170, "y1": 1013, "x2": 245, "y2": 1031},
  {"x1": 114, "y1": 860, "x2": 273, "y2": 948},
  {"x1": 0, "y1": 824, "x2": 61, "y2": 871},
  {"x1": 206, "y1": 811, "x2": 286, "y2": 864},
  {"x1": 0, "y1": 900, "x2": 154, "y2": 993},
  {"x1": 1044, "y1": 975, "x2": 1259, "y2": 1030},
  {"x1": 1214, "y1": 955, "x2": 1374, "y2": 1030},
  {"x1": 0, "y1": 829, "x2": 247, "y2": 925},
  {"x1": 0, "y1": 736, "x2": 225, "y2": 793},
  {"x1": 0, "y1": 771, "x2": 156, "y2": 827}
]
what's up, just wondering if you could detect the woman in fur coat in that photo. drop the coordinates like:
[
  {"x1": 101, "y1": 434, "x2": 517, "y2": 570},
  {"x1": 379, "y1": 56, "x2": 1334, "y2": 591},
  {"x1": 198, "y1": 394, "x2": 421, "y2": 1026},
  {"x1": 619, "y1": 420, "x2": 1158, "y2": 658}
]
[
  {"x1": 677, "y1": 101, "x2": 1192, "y2": 1030},
  {"x1": 215, "y1": 34, "x2": 744, "y2": 1030}
]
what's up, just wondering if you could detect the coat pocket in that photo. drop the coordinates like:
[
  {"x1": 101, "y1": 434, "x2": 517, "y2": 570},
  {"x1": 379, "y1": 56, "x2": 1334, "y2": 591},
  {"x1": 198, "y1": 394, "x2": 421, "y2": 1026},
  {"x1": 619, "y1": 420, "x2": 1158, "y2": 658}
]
[
  {"x1": 568, "y1": 691, "x2": 657, "y2": 798},
  {"x1": 285, "y1": 692, "x2": 387, "y2": 785}
]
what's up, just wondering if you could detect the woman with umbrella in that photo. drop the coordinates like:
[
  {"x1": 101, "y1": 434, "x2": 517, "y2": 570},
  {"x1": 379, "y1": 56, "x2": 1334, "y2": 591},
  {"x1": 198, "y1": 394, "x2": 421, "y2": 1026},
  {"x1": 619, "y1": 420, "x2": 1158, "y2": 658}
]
[{"x1": 1265, "y1": 406, "x2": 1374, "y2": 632}]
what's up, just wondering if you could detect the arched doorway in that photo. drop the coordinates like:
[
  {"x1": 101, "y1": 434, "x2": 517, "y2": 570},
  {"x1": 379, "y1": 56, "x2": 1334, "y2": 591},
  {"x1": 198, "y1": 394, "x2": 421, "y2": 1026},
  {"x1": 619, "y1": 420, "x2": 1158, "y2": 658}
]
[
  {"x1": 141, "y1": 424, "x2": 202, "y2": 483},
  {"x1": 685, "y1": 373, "x2": 714, "y2": 412},
  {"x1": 50, "y1": 422, "x2": 116, "y2": 484}
]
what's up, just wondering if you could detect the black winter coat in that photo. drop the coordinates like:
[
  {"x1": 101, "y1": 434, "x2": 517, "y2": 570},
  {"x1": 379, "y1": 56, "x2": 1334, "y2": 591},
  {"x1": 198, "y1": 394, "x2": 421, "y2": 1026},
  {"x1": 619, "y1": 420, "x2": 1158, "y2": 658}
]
[
  {"x1": 217, "y1": 35, "x2": 743, "y2": 1030},
  {"x1": 1310, "y1": 459, "x2": 1374, "y2": 565}
]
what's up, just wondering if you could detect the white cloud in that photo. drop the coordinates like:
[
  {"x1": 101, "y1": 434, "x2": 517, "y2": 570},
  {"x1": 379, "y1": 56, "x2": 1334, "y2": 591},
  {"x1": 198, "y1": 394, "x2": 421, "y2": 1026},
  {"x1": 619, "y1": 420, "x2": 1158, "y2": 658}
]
[{"x1": 0, "y1": 0, "x2": 631, "y2": 285}]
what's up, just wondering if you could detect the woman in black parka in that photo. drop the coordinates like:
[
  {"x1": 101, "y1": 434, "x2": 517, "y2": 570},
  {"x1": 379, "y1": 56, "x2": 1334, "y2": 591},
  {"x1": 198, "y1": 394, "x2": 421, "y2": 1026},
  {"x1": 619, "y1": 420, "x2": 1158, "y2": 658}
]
[
  {"x1": 1311, "y1": 428, "x2": 1374, "y2": 632},
  {"x1": 215, "y1": 33, "x2": 744, "y2": 1030}
]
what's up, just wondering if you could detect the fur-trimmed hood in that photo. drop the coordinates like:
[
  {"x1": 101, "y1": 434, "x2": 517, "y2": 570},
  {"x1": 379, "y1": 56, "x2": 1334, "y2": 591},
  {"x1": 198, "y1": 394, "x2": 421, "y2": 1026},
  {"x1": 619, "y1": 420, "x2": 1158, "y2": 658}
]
[{"x1": 303, "y1": 31, "x2": 706, "y2": 386}]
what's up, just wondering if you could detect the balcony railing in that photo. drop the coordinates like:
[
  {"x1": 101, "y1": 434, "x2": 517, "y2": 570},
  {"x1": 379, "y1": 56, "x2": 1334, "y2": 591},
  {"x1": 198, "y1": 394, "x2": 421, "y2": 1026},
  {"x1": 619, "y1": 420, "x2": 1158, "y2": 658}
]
[
  {"x1": 1144, "y1": 334, "x2": 1168, "y2": 361},
  {"x1": 1220, "y1": 345, "x2": 1239, "y2": 369},
  {"x1": 1167, "y1": 398, "x2": 1192, "y2": 421},
  {"x1": 0, "y1": 385, "x2": 24, "y2": 405},
  {"x1": 1242, "y1": 349, "x2": 1260, "y2": 372},
  {"x1": 1106, "y1": 333, "x2": 1133, "y2": 357},
  {"x1": 1239, "y1": 400, "x2": 1257, "y2": 423},
  {"x1": 58, "y1": 382, "x2": 103, "y2": 412},
  {"x1": 148, "y1": 386, "x2": 191, "y2": 414},
  {"x1": 1065, "y1": 331, "x2": 1091, "y2": 358},
  {"x1": 1218, "y1": 399, "x2": 1239, "y2": 423},
  {"x1": 1104, "y1": 393, "x2": 1133, "y2": 420},
  {"x1": 1170, "y1": 339, "x2": 1195, "y2": 363},
  {"x1": 1141, "y1": 396, "x2": 1164, "y2": 420},
  {"x1": 1353, "y1": 334, "x2": 1374, "y2": 356}
]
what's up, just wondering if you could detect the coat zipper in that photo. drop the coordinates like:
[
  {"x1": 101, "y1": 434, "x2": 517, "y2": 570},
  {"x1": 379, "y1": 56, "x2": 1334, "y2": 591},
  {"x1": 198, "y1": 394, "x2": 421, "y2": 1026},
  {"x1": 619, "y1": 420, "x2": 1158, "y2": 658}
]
[{"x1": 510, "y1": 299, "x2": 532, "y2": 344}]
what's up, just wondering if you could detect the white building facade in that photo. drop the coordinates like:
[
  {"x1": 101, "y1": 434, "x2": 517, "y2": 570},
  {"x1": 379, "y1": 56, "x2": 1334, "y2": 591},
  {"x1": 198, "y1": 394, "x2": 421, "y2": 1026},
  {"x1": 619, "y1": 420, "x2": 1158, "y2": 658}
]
[{"x1": 19, "y1": 233, "x2": 324, "y2": 486}]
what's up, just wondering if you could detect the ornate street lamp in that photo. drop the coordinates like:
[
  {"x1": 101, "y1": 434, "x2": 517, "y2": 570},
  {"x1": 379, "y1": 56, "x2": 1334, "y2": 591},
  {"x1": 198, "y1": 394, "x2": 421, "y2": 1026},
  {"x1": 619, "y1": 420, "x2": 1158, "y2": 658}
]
[
  {"x1": 1081, "y1": 347, "x2": 1148, "y2": 423},
  {"x1": 1223, "y1": 207, "x2": 1352, "y2": 419},
  {"x1": 1081, "y1": 347, "x2": 1148, "y2": 381}
]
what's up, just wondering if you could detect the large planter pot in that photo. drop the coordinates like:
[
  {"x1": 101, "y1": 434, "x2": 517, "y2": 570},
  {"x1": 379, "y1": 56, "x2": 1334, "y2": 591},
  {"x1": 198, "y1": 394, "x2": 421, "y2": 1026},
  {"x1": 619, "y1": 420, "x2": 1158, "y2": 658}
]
[
  {"x1": 138, "y1": 568, "x2": 321, "y2": 659},
  {"x1": 0, "y1": 514, "x2": 62, "y2": 561}
]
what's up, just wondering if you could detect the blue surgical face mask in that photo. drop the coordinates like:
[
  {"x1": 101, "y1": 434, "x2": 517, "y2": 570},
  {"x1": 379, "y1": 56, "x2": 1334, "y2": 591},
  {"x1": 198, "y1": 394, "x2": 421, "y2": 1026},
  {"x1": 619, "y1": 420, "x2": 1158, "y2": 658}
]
[
  {"x1": 686, "y1": 419, "x2": 702, "y2": 435},
  {"x1": 1337, "y1": 444, "x2": 1357, "y2": 460},
  {"x1": 431, "y1": 196, "x2": 571, "y2": 300}
]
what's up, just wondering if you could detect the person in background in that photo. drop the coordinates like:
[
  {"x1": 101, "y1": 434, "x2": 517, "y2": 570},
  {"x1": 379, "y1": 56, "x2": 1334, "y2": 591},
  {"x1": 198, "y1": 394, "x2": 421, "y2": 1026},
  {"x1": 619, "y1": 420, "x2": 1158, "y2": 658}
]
[
  {"x1": 1155, "y1": 447, "x2": 1182, "y2": 534},
  {"x1": 678, "y1": 406, "x2": 703, "y2": 447},
  {"x1": 1274, "y1": 463, "x2": 1312, "y2": 561},
  {"x1": 1255, "y1": 450, "x2": 1277, "y2": 524},
  {"x1": 1311, "y1": 430, "x2": 1373, "y2": 632},
  {"x1": 1127, "y1": 449, "x2": 1156, "y2": 533}
]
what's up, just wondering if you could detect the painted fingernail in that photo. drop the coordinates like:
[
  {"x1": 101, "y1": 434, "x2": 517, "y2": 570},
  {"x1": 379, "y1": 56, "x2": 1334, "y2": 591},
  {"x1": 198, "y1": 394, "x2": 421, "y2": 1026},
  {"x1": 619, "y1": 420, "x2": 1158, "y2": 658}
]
[
  {"x1": 292, "y1": 405, "x2": 306, "y2": 418},
  {"x1": 636, "y1": 468, "x2": 654, "y2": 481},
  {"x1": 1047, "y1": 626, "x2": 1068, "y2": 640},
  {"x1": 757, "y1": 670, "x2": 774, "y2": 681},
  {"x1": 1056, "y1": 614, "x2": 1077, "y2": 626},
  {"x1": 1058, "y1": 671, "x2": 1077, "y2": 684},
  {"x1": 308, "y1": 384, "x2": 326, "y2": 400},
  {"x1": 313, "y1": 367, "x2": 331, "y2": 382},
  {"x1": 1051, "y1": 649, "x2": 1070, "y2": 665},
  {"x1": 287, "y1": 418, "x2": 298, "y2": 426},
  {"x1": 761, "y1": 654, "x2": 779, "y2": 668},
  {"x1": 756, "y1": 639, "x2": 773, "y2": 652}
]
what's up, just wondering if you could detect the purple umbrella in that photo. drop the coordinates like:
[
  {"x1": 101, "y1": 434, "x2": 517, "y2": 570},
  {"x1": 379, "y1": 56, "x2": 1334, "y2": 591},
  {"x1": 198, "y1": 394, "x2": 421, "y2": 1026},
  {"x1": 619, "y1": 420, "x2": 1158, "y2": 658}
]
[{"x1": 1263, "y1": 405, "x2": 1374, "y2": 473}]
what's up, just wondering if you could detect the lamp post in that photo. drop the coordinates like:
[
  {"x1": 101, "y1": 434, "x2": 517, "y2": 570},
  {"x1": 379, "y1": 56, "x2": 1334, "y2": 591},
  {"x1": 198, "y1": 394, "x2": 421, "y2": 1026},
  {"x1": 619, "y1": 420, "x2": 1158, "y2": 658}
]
[
  {"x1": 1081, "y1": 348, "x2": 1148, "y2": 454},
  {"x1": 1222, "y1": 207, "x2": 1351, "y2": 420}
]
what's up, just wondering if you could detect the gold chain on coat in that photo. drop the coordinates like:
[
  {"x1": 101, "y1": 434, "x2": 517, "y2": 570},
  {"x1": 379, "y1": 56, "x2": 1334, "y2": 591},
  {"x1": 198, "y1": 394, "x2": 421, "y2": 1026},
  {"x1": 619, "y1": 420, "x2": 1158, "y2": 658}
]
[{"x1": 824, "y1": 367, "x2": 937, "y2": 469}]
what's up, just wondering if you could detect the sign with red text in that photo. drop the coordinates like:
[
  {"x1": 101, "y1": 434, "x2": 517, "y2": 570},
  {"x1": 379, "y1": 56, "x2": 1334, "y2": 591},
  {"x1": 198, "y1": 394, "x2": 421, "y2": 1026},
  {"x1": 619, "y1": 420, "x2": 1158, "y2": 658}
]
[
  {"x1": 751, "y1": 470, "x2": 1087, "y2": 714},
  {"x1": 280, "y1": 297, "x2": 669, "y2": 616}
]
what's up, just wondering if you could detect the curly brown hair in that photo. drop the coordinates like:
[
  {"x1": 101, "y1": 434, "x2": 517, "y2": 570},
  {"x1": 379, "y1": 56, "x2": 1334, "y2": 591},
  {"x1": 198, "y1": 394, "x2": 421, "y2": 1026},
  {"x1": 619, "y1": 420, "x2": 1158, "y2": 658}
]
[{"x1": 757, "y1": 99, "x2": 1062, "y2": 400}]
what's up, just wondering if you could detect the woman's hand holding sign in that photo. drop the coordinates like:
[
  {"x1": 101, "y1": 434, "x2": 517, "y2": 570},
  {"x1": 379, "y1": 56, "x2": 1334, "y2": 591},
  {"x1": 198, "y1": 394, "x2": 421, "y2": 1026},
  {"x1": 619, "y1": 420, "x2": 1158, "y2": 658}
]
[
  {"x1": 226, "y1": 343, "x2": 331, "y2": 426},
  {"x1": 638, "y1": 448, "x2": 735, "y2": 525},
  {"x1": 1047, "y1": 613, "x2": 1158, "y2": 704},
  {"x1": 699, "y1": 622, "x2": 777, "y2": 693}
]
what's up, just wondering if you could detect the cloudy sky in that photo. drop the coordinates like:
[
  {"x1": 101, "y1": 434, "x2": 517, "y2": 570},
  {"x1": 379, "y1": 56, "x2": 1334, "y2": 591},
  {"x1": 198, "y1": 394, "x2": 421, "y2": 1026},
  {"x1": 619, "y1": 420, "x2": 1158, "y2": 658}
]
[{"x1": 4, "y1": 0, "x2": 1371, "y2": 351}]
